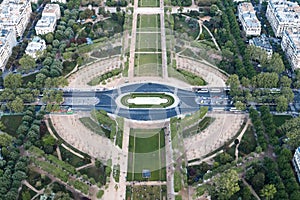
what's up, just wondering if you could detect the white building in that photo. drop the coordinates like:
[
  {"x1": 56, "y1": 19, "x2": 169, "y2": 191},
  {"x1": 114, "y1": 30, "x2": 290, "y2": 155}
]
[
  {"x1": 293, "y1": 146, "x2": 300, "y2": 183},
  {"x1": 249, "y1": 34, "x2": 273, "y2": 58},
  {"x1": 35, "y1": 16, "x2": 57, "y2": 35},
  {"x1": 0, "y1": 28, "x2": 17, "y2": 70},
  {"x1": 0, "y1": 0, "x2": 32, "y2": 37},
  {"x1": 25, "y1": 36, "x2": 46, "y2": 58},
  {"x1": 281, "y1": 30, "x2": 300, "y2": 70},
  {"x1": 35, "y1": 4, "x2": 61, "y2": 35},
  {"x1": 266, "y1": 0, "x2": 300, "y2": 37},
  {"x1": 51, "y1": 0, "x2": 66, "y2": 3},
  {"x1": 238, "y1": 2, "x2": 261, "y2": 36},
  {"x1": 42, "y1": 4, "x2": 61, "y2": 19}
]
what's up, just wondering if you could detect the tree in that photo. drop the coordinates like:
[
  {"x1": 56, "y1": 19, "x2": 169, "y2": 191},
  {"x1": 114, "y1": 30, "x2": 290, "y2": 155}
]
[
  {"x1": 280, "y1": 76, "x2": 292, "y2": 87},
  {"x1": 267, "y1": 53, "x2": 285, "y2": 74},
  {"x1": 10, "y1": 97, "x2": 24, "y2": 113},
  {"x1": 0, "y1": 121, "x2": 6, "y2": 131},
  {"x1": 19, "y1": 54, "x2": 36, "y2": 72},
  {"x1": 280, "y1": 118, "x2": 300, "y2": 148},
  {"x1": 276, "y1": 96, "x2": 288, "y2": 112},
  {"x1": 226, "y1": 74, "x2": 241, "y2": 96},
  {"x1": 212, "y1": 169, "x2": 240, "y2": 199},
  {"x1": 251, "y1": 172, "x2": 265, "y2": 191},
  {"x1": 260, "y1": 184, "x2": 277, "y2": 200},
  {"x1": 45, "y1": 33, "x2": 54, "y2": 44},
  {"x1": 235, "y1": 101, "x2": 246, "y2": 111},
  {"x1": 4, "y1": 74, "x2": 22, "y2": 90}
]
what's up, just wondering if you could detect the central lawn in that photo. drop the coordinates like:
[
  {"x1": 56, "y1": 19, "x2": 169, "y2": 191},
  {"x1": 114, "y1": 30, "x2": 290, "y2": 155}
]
[
  {"x1": 127, "y1": 128, "x2": 166, "y2": 181},
  {"x1": 136, "y1": 32, "x2": 161, "y2": 52},
  {"x1": 273, "y1": 115, "x2": 292, "y2": 127},
  {"x1": 139, "y1": 0, "x2": 159, "y2": 7},
  {"x1": 126, "y1": 185, "x2": 167, "y2": 200},
  {"x1": 137, "y1": 14, "x2": 160, "y2": 29},
  {"x1": 134, "y1": 53, "x2": 162, "y2": 77}
]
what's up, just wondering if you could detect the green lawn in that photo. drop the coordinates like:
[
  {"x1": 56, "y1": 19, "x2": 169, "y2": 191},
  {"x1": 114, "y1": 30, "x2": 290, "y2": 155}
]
[
  {"x1": 0, "y1": 115, "x2": 23, "y2": 137},
  {"x1": 273, "y1": 115, "x2": 292, "y2": 127},
  {"x1": 126, "y1": 185, "x2": 167, "y2": 200},
  {"x1": 79, "y1": 166, "x2": 106, "y2": 184},
  {"x1": 136, "y1": 32, "x2": 161, "y2": 52},
  {"x1": 79, "y1": 117, "x2": 110, "y2": 138},
  {"x1": 134, "y1": 53, "x2": 162, "y2": 77},
  {"x1": 127, "y1": 129, "x2": 166, "y2": 181},
  {"x1": 121, "y1": 93, "x2": 175, "y2": 108},
  {"x1": 137, "y1": 14, "x2": 160, "y2": 29},
  {"x1": 60, "y1": 145, "x2": 90, "y2": 168},
  {"x1": 138, "y1": 0, "x2": 159, "y2": 7},
  {"x1": 182, "y1": 117, "x2": 215, "y2": 138}
]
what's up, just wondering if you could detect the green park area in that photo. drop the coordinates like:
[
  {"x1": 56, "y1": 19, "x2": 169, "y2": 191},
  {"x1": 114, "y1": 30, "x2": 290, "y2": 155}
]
[
  {"x1": 126, "y1": 185, "x2": 167, "y2": 200},
  {"x1": 127, "y1": 128, "x2": 166, "y2": 181},
  {"x1": 136, "y1": 32, "x2": 161, "y2": 52},
  {"x1": 138, "y1": 0, "x2": 159, "y2": 7},
  {"x1": 134, "y1": 53, "x2": 162, "y2": 76},
  {"x1": 137, "y1": 14, "x2": 160, "y2": 29},
  {"x1": 121, "y1": 92, "x2": 175, "y2": 108}
]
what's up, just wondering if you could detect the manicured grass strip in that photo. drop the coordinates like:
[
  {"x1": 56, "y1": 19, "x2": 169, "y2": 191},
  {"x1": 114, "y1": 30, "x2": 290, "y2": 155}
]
[
  {"x1": 121, "y1": 93, "x2": 175, "y2": 108},
  {"x1": 138, "y1": 0, "x2": 159, "y2": 7},
  {"x1": 180, "y1": 107, "x2": 208, "y2": 128},
  {"x1": 182, "y1": 117, "x2": 215, "y2": 138},
  {"x1": 87, "y1": 68, "x2": 122, "y2": 86},
  {"x1": 174, "y1": 171, "x2": 182, "y2": 192},
  {"x1": 79, "y1": 117, "x2": 109, "y2": 137},
  {"x1": 137, "y1": 14, "x2": 160, "y2": 29},
  {"x1": 127, "y1": 129, "x2": 166, "y2": 181},
  {"x1": 115, "y1": 117, "x2": 124, "y2": 148},
  {"x1": 273, "y1": 115, "x2": 292, "y2": 127}
]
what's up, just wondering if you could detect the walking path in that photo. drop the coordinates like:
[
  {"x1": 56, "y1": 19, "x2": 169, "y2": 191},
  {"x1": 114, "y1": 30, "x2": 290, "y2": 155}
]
[
  {"x1": 202, "y1": 24, "x2": 221, "y2": 51},
  {"x1": 22, "y1": 180, "x2": 44, "y2": 195},
  {"x1": 160, "y1": 0, "x2": 168, "y2": 78},
  {"x1": 165, "y1": 123, "x2": 175, "y2": 200},
  {"x1": 242, "y1": 178, "x2": 261, "y2": 200},
  {"x1": 126, "y1": 181, "x2": 167, "y2": 186}
]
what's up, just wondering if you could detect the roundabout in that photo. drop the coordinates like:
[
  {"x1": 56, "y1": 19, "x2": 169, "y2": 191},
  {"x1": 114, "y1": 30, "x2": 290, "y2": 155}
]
[{"x1": 119, "y1": 92, "x2": 177, "y2": 109}]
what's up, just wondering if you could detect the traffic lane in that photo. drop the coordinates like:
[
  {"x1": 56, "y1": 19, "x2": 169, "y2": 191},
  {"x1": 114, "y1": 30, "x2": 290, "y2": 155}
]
[
  {"x1": 117, "y1": 108, "x2": 178, "y2": 120},
  {"x1": 120, "y1": 83, "x2": 175, "y2": 94}
]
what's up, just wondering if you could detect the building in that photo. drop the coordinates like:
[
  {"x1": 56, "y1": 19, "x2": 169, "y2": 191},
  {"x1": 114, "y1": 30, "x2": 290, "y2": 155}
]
[
  {"x1": 42, "y1": 4, "x2": 61, "y2": 19},
  {"x1": 0, "y1": 28, "x2": 17, "y2": 70},
  {"x1": 35, "y1": 4, "x2": 61, "y2": 35},
  {"x1": 238, "y1": 2, "x2": 261, "y2": 36},
  {"x1": 281, "y1": 30, "x2": 300, "y2": 70},
  {"x1": 266, "y1": 0, "x2": 300, "y2": 37},
  {"x1": 293, "y1": 146, "x2": 300, "y2": 183},
  {"x1": 0, "y1": 0, "x2": 32, "y2": 37},
  {"x1": 35, "y1": 16, "x2": 56, "y2": 35},
  {"x1": 51, "y1": 0, "x2": 66, "y2": 3},
  {"x1": 249, "y1": 34, "x2": 273, "y2": 58},
  {"x1": 25, "y1": 36, "x2": 46, "y2": 58}
]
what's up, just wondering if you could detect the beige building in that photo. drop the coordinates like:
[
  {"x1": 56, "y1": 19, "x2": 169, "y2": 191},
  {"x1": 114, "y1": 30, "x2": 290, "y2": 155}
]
[
  {"x1": 0, "y1": 28, "x2": 17, "y2": 70},
  {"x1": 238, "y1": 2, "x2": 261, "y2": 36},
  {"x1": 35, "y1": 4, "x2": 61, "y2": 35},
  {"x1": 281, "y1": 30, "x2": 300, "y2": 70},
  {"x1": 266, "y1": 0, "x2": 300, "y2": 37},
  {"x1": 0, "y1": 0, "x2": 32, "y2": 37}
]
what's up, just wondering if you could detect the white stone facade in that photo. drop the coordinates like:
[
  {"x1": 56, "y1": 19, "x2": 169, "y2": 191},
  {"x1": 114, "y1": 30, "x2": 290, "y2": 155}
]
[
  {"x1": 0, "y1": 0, "x2": 32, "y2": 37},
  {"x1": 281, "y1": 30, "x2": 300, "y2": 70},
  {"x1": 238, "y1": 2, "x2": 261, "y2": 36},
  {"x1": 0, "y1": 28, "x2": 17, "y2": 70},
  {"x1": 266, "y1": 0, "x2": 300, "y2": 37},
  {"x1": 25, "y1": 36, "x2": 46, "y2": 58},
  {"x1": 35, "y1": 4, "x2": 61, "y2": 35},
  {"x1": 293, "y1": 147, "x2": 300, "y2": 183}
]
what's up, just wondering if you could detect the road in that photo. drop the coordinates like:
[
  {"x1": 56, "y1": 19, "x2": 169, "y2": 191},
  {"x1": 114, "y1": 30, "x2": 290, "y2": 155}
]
[{"x1": 60, "y1": 83, "x2": 230, "y2": 120}]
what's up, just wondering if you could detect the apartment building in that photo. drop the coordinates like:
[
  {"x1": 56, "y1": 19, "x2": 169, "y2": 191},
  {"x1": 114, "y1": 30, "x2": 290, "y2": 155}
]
[
  {"x1": 293, "y1": 146, "x2": 300, "y2": 183},
  {"x1": 238, "y1": 2, "x2": 261, "y2": 36},
  {"x1": 266, "y1": 0, "x2": 300, "y2": 37},
  {"x1": 35, "y1": 4, "x2": 61, "y2": 35},
  {"x1": 0, "y1": 0, "x2": 32, "y2": 37},
  {"x1": 249, "y1": 34, "x2": 273, "y2": 58},
  {"x1": 0, "y1": 28, "x2": 17, "y2": 70},
  {"x1": 281, "y1": 29, "x2": 300, "y2": 70},
  {"x1": 25, "y1": 36, "x2": 46, "y2": 58},
  {"x1": 51, "y1": 0, "x2": 66, "y2": 3}
]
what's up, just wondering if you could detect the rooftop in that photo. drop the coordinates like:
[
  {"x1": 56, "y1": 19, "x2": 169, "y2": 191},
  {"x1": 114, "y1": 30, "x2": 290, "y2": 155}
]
[
  {"x1": 43, "y1": 3, "x2": 60, "y2": 14},
  {"x1": 36, "y1": 16, "x2": 55, "y2": 28},
  {"x1": 238, "y1": 2, "x2": 255, "y2": 14},
  {"x1": 269, "y1": 0, "x2": 300, "y2": 23},
  {"x1": 250, "y1": 34, "x2": 272, "y2": 51},
  {"x1": 284, "y1": 29, "x2": 300, "y2": 54}
]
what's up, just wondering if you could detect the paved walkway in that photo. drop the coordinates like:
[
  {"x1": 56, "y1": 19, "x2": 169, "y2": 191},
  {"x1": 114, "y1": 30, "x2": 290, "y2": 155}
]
[{"x1": 184, "y1": 113, "x2": 246, "y2": 161}]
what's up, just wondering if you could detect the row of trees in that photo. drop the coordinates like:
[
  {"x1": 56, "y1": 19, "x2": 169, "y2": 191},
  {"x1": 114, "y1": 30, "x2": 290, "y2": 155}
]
[{"x1": 226, "y1": 74, "x2": 294, "y2": 112}]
